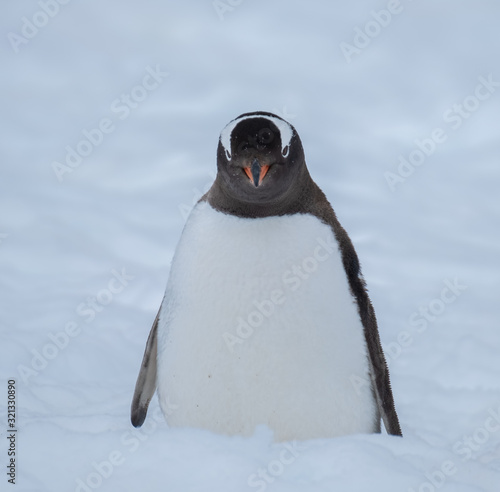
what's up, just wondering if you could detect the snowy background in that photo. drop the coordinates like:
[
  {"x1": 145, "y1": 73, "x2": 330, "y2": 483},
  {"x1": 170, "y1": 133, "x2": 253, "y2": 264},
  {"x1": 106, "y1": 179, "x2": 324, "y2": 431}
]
[{"x1": 1, "y1": 1, "x2": 500, "y2": 490}]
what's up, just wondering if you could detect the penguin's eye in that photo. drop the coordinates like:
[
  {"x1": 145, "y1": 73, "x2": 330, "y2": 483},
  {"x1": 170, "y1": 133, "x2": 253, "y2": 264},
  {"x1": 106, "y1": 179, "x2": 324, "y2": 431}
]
[{"x1": 258, "y1": 128, "x2": 273, "y2": 145}]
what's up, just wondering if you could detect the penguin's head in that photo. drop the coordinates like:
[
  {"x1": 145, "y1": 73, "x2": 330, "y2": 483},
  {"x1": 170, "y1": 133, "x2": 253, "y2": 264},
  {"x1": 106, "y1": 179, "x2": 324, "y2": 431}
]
[{"x1": 213, "y1": 112, "x2": 307, "y2": 210}]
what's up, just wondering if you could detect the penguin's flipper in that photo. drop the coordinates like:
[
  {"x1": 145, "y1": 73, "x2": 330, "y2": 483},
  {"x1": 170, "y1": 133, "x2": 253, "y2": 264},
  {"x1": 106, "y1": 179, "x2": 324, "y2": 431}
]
[
  {"x1": 325, "y1": 210, "x2": 402, "y2": 437},
  {"x1": 131, "y1": 309, "x2": 160, "y2": 427},
  {"x1": 363, "y1": 302, "x2": 403, "y2": 437}
]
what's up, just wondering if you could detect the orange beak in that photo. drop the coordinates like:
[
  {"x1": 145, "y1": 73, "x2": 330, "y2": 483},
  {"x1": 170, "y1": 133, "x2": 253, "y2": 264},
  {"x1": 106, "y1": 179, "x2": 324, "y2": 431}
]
[{"x1": 244, "y1": 160, "x2": 270, "y2": 187}]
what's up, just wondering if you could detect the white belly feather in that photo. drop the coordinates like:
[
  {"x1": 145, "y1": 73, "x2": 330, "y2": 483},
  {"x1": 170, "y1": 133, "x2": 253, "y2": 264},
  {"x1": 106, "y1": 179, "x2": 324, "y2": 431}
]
[{"x1": 157, "y1": 202, "x2": 377, "y2": 440}]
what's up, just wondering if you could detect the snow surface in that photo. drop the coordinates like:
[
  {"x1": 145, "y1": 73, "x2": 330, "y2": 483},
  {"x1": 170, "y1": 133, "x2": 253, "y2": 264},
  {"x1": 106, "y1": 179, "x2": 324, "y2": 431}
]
[{"x1": 1, "y1": 1, "x2": 500, "y2": 491}]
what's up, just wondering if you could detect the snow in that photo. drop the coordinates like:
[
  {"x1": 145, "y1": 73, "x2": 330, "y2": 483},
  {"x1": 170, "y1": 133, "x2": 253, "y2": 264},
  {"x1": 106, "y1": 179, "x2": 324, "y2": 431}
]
[{"x1": 1, "y1": 1, "x2": 500, "y2": 491}]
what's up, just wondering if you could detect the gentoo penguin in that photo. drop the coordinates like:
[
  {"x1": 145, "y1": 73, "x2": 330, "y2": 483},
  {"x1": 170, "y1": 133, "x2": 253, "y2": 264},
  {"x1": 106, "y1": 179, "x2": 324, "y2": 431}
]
[{"x1": 131, "y1": 111, "x2": 402, "y2": 440}]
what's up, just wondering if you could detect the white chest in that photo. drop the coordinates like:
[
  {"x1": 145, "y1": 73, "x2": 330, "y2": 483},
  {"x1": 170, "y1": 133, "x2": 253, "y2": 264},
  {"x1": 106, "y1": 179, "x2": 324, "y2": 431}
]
[{"x1": 156, "y1": 202, "x2": 377, "y2": 440}]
